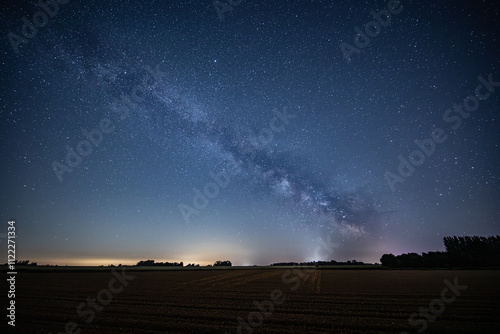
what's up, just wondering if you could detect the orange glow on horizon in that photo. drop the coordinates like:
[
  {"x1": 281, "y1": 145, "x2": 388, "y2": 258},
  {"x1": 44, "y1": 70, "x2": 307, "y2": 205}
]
[{"x1": 24, "y1": 257, "x2": 227, "y2": 267}]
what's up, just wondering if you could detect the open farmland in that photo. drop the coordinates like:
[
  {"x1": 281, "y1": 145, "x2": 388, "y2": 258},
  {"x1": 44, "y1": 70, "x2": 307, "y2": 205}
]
[{"x1": 11, "y1": 269, "x2": 500, "y2": 333}]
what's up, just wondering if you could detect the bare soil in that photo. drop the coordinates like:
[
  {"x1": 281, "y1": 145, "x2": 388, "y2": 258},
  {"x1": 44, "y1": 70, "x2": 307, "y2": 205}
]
[{"x1": 9, "y1": 269, "x2": 500, "y2": 333}]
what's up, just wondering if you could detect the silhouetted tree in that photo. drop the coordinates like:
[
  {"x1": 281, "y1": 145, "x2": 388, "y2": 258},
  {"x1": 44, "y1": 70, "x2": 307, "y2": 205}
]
[
  {"x1": 214, "y1": 260, "x2": 232, "y2": 266},
  {"x1": 136, "y1": 260, "x2": 183, "y2": 267},
  {"x1": 444, "y1": 235, "x2": 500, "y2": 267},
  {"x1": 381, "y1": 235, "x2": 500, "y2": 268},
  {"x1": 380, "y1": 254, "x2": 398, "y2": 267}
]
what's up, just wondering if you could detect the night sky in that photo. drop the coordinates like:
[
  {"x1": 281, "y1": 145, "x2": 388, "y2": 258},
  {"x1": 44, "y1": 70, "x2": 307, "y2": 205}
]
[{"x1": 0, "y1": 0, "x2": 498, "y2": 266}]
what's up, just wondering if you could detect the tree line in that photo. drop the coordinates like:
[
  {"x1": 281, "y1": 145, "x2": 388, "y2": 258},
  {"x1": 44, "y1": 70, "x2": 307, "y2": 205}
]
[
  {"x1": 270, "y1": 259, "x2": 366, "y2": 267},
  {"x1": 381, "y1": 235, "x2": 500, "y2": 268},
  {"x1": 135, "y1": 260, "x2": 232, "y2": 267},
  {"x1": 136, "y1": 260, "x2": 184, "y2": 267}
]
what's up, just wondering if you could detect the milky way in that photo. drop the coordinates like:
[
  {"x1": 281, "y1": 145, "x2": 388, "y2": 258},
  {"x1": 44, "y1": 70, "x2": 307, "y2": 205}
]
[{"x1": 57, "y1": 49, "x2": 385, "y2": 237}]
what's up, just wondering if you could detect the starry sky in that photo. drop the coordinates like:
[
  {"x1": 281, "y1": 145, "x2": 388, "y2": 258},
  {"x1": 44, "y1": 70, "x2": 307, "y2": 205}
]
[{"x1": 0, "y1": 0, "x2": 498, "y2": 266}]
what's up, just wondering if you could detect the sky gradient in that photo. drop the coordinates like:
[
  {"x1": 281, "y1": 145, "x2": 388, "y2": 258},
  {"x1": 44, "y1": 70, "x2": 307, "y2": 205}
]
[{"x1": 0, "y1": 0, "x2": 499, "y2": 266}]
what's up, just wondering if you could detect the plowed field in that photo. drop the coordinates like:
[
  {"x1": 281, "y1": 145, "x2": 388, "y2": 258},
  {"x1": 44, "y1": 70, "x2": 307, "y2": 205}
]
[{"x1": 9, "y1": 269, "x2": 500, "y2": 333}]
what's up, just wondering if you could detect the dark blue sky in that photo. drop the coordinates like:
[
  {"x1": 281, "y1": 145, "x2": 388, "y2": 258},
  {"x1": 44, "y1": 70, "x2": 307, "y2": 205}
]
[{"x1": 1, "y1": 0, "x2": 498, "y2": 265}]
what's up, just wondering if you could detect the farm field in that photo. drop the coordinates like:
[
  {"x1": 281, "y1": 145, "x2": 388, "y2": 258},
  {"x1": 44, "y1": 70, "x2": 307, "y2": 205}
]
[{"x1": 10, "y1": 269, "x2": 500, "y2": 333}]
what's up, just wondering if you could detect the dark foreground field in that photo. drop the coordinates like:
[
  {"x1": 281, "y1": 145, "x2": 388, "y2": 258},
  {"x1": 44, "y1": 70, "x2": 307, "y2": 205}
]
[{"x1": 8, "y1": 269, "x2": 500, "y2": 333}]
